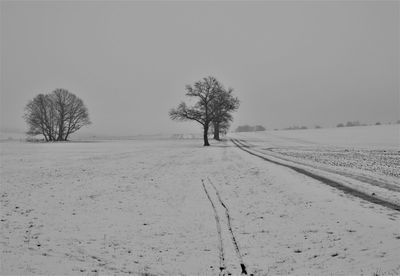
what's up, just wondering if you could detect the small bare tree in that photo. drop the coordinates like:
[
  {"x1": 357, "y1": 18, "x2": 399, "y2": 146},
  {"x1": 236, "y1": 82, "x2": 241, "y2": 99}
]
[{"x1": 24, "y1": 89, "x2": 91, "y2": 141}]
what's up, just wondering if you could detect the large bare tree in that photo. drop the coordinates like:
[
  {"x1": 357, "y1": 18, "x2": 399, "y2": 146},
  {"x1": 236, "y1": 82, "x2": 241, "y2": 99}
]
[
  {"x1": 24, "y1": 89, "x2": 91, "y2": 141},
  {"x1": 169, "y1": 76, "x2": 239, "y2": 146}
]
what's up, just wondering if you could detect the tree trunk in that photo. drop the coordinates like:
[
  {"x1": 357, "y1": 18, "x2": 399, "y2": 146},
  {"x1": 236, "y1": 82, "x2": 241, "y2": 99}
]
[
  {"x1": 213, "y1": 121, "x2": 220, "y2": 141},
  {"x1": 47, "y1": 130, "x2": 53, "y2": 141},
  {"x1": 203, "y1": 124, "x2": 210, "y2": 146},
  {"x1": 57, "y1": 128, "x2": 63, "y2": 141},
  {"x1": 43, "y1": 132, "x2": 48, "y2": 142}
]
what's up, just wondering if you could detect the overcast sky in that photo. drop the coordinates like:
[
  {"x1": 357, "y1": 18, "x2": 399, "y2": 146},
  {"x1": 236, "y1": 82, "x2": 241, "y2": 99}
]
[{"x1": 1, "y1": 1, "x2": 399, "y2": 136}]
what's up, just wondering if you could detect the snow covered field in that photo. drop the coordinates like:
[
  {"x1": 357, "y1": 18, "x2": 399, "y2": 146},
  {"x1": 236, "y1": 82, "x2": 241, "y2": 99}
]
[{"x1": 1, "y1": 125, "x2": 400, "y2": 275}]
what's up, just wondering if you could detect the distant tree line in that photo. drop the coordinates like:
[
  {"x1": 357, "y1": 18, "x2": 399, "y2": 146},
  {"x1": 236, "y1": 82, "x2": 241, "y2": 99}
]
[
  {"x1": 169, "y1": 76, "x2": 239, "y2": 146},
  {"x1": 336, "y1": 121, "x2": 365, "y2": 128},
  {"x1": 235, "y1": 125, "x2": 266, "y2": 132},
  {"x1": 275, "y1": 120, "x2": 397, "y2": 131},
  {"x1": 335, "y1": 121, "x2": 400, "y2": 127},
  {"x1": 283, "y1": 125, "x2": 308, "y2": 130},
  {"x1": 24, "y1": 89, "x2": 91, "y2": 141}
]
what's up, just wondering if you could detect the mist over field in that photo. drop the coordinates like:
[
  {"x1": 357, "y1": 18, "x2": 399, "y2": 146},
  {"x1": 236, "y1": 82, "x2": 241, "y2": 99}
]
[
  {"x1": 1, "y1": 1, "x2": 399, "y2": 275},
  {"x1": 1, "y1": 1, "x2": 399, "y2": 137}
]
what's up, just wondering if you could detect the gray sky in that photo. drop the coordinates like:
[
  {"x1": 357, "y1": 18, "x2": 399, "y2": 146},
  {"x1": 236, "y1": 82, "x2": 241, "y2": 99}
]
[{"x1": 1, "y1": 1, "x2": 399, "y2": 136}]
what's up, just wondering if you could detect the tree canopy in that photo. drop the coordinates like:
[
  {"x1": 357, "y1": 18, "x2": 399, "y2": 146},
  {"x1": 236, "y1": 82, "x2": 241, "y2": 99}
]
[
  {"x1": 169, "y1": 76, "x2": 239, "y2": 146},
  {"x1": 24, "y1": 89, "x2": 91, "y2": 141}
]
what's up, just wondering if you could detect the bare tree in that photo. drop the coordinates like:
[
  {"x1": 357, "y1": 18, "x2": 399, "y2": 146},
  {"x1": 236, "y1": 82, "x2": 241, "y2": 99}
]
[
  {"x1": 24, "y1": 89, "x2": 91, "y2": 141},
  {"x1": 210, "y1": 87, "x2": 239, "y2": 140},
  {"x1": 170, "y1": 76, "x2": 221, "y2": 146},
  {"x1": 24, "y1": 94, "x2": 56, "y2": 141},
  {"x1": 169, "y1": 76, "x2": 239, "y2": 146},
  {"x1": 210, "y1": 118, "x2": 231, "y2": 138}
]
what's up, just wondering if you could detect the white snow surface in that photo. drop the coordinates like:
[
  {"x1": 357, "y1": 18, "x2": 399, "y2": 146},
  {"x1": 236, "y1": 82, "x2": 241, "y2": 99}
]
[
  {"x1": 1, "y1": 125, "x2": 400, "y2": 275},
  {"x1": 241, "y1": 124, "x2": 399, "y2": 150}
]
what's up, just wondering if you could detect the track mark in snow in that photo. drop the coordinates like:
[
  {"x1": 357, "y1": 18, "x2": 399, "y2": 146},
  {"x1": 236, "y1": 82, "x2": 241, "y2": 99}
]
[
  {"x1": 201, "y1": 179, "x2": 228, "y2": 275},
  {"x1": 202, "y1": 178, "x2": 249, "y2": 275},
  {"x1": 207, "y1": 177, "x2": 248, "y2": 275},
  {"x1": 231, "y1": 139, "x2": 400, "y2": 212},
  {"x1": 239, "y1": 139, "x2": 400, "y2": 193}
]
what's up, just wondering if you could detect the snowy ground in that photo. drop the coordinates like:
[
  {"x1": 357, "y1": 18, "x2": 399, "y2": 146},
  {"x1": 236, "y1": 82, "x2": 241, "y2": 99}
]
[{"x1": 1, "y1": 125, "x2": 400, "y2": 275}]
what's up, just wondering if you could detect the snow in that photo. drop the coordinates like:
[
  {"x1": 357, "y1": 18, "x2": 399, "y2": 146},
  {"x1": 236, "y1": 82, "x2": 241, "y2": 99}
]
[
  {"x1": 230, "y1": 125, "x2": 400, "y2": 208},
  {"x1": 240, "y1": 124, "x2": 399, "y2": 150},
  {"x1": 1, "y1": 125, "x2": 400, "y2": 275}
]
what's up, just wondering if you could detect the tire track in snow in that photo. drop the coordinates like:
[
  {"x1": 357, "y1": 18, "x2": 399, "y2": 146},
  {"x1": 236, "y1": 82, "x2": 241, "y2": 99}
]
[
  {"x1": 231, "y1": 138, "x2": 400, "y2": 212},
  {"x1": 207, "y1": 177, "x2": 248, "y2": 275},
  {"x1": 201, "y1": 179, "x2": 228, "y2": 275},
  {"x1": 237, "y1": 139, "x2": 400, "y2": 193}
]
